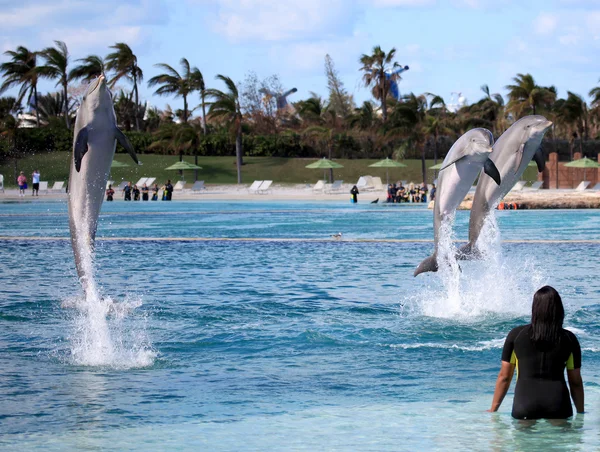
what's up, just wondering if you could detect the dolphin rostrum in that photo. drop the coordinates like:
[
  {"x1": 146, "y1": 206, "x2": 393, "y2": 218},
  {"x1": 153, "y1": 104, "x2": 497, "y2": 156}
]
[
  {"x1": 68, "y1": 75, "x2": 138, "y2": 290},
  {"x1": 414, "y1": 128, "x2": 501, "y2": 276},
  {"x1": 460, "y1": 115, "x2": 552, "y2": 258}
]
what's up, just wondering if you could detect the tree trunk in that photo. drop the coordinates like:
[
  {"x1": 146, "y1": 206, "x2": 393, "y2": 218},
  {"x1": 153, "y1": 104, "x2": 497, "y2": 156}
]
[
  {"x1": 183, "y1": 94, "x2": 188, "y2": 123},
  {"x1": 235, "y1": 121, "x2": 243, "y2": 184},
  {"x1": 179, "y1": 150, "x2": 183, "y2": 178},
  {"x1": 63, "y1": 80, "x2": 70, "y2": 129},
  {"x1": 201, "y1": 91, "x2": 207, "y2": 135},
  {"x1": 133, "y1": 72, "x2": 140, "y2": 131},
  {"x1": 328, "y1": 142, "x2": 333, "y2": 182},
  {"x1": 194, "y1": 152, "x2": 198, "y2": 182},
  {"x1": 33, "y1": 84, "x2": 40, "y2": 128},
  {"x1": 381, "y1": 78, "x2": 387, "y2": 122}
]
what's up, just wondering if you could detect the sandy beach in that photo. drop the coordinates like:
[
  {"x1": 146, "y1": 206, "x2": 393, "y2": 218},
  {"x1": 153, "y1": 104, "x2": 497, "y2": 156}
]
[{"x1": 2, "y1": 183, "x2": 600, "y2": 207}]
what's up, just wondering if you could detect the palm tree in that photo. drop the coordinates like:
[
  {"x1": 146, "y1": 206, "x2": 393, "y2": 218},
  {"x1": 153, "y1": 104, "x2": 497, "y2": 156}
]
[
  {"x1": 69, "y1": 55, "x2": 105, "y2": 84},
  {"x1": 195, "y1": 70, "x2": 208, "y2": 135},
  {"x1": 505, "y1": 73, "x2": 556, "y2": 118},
  {"x1": 0, "y1": 46, "x2": 41, "y2": 127},
  {"x1": 557, "y1": 92, "x2": 588, "y2": 156},
  {"x1": 359, "y1": 46, "x2": 403, "y2": 122},
  {"x1": 206, "y1": 75, "x2": 244, "y2": 183},
  {"x1": 590, "y1": 79, "x2": 600, "y2": 108},
  {"x1": 148, "y1": 58, "x2": 203, "y2": 124},
  {"x1": 38, "y1": 41, "x2": 70, "y2": 128},
  {"x1": 105, "y1": 43, "x2": 143, "y2": 130}
]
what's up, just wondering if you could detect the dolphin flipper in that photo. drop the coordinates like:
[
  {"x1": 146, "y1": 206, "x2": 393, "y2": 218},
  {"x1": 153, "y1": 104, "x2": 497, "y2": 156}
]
[
  {"x1": 533, "y1": 147, "x2": 545, "y2": 172},
  {"x1": 74, "y1": 127, "x2": 89, "y2": 172},
  {"x1": 414, "y1": 255, "x2": 438, "y2": 277},
  {"x1": 115, "y1": 128, "x2": 139, "y2": 165}
]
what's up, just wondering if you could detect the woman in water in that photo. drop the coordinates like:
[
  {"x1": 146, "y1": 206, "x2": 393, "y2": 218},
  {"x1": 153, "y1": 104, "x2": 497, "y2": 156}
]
[{"x1": 489, "y1": 286, "x2": 584, "y2": 419}]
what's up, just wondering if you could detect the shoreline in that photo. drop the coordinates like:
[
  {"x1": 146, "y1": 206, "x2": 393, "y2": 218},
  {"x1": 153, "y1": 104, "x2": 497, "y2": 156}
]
[{"x1": 2, "y1": 183, "x2": 600, "y2": 208}]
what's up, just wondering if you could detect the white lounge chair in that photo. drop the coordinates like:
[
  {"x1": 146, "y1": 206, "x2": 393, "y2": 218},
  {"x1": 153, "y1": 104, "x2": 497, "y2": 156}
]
[
  {"x1": 529, "y1": 181, "x2": 543, "y2": 190},
  {"x1": 372, "y1": 177, "x2": 384, "y2": 191},
  {"x1": 312, "y1": 180, "x2": 326, "y2": 193},
  {"x1": 0, "y1": 174, "x2": 4, "y2": 193},
  {"x1": 325, "y1": 180, "x2": 343, "y2": 194},
  {"x1": 248, "y1": 180, "x2": 263, "y2": 193},
  {"x1": 134, "y1": 177, "x2": 147, "y2": 187},
  {"x1": 258, "y1": 180, "x2": 273, "y2": 194},
  {"x1": 173, "y1": 180, "x2": 186, "y2": 191},
  {"x1": 357, "y1": 176, "x2": 374, "y2": 191},
  {"x1": 38, "y1": 181, "x2": 48, "y2": 194},
  {"x1": 191, "y1": 180, "x2": 205, "y2": 192},
  {"x1": 576, "y1": 181, "x2": 590, "y2": 191},
  {"x1": 106, "y1": 180, "x2": 114, "y2": 189},
  {"x1": 590, "y1": 183, "x2": 600, "y2": 191},
  {"x1": 145, "y1": 177, "x2": 156, "y2": 187},
  {"x1": 49, "y1": 181, "x2": 64, "y2": 192},
  {"x1": 510, "y1": 180, "x2": 527, "y2": 192}
]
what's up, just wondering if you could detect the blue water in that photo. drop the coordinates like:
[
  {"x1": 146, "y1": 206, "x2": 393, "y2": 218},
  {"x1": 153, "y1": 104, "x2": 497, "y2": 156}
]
[{"x1": 1, "y1": 200, "x2": 599, "y2": 450}]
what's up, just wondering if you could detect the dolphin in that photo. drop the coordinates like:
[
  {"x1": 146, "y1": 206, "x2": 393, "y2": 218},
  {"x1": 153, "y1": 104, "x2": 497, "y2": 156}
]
[
  {"x1": 68, "y1": 75, "x2": 138, "y2": 290},
  {"x1": 414, "y1": 128, "x2": 501, "y2": 276},
  {"x1": 460, "y1": 115, "x2": 552, "y2": 258}
]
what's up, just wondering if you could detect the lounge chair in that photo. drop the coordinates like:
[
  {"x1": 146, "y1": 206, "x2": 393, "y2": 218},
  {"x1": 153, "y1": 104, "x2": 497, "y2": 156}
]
[
  {"x1": 145, "y1": 177, "x2": 156, "y2": 187},
  {"x1": 575, "y1": 181, "x2": 590, "y2": 191},
  {"x1": 357, "y1": 176, "x2": 374, "y2": 191},
  {"x1": 38, "y1": 181, "x2": 48, "y2": 194},
  {"x1": 49, "y1": 181, "x2": 64, "y2": 192},
  {"x1": 510, "y1": 180, "x2": 527, "y2": 192},
  {"x1": 312, "y1": 180, "x2": 326, "y2": 193},
  {"x1": 134, "y1": 177, "x2": 147, "y2": 187},
  {"x1": 106, "y1": 180, "x2": 114, "y2": 189},
  {"x1": 258, "y1": 180, "x2": 273, "y2": 194},
  {"x1": 325, "y1": 180, "x2": 343, "y2": 194},
  {"x1": 372, "y1": 177, "x2": 384, "y2": 191},
  {"x1": 529, "y1": 181, "x2": 543, "y2": 190},
  {"x1": 173, "y1": 180, "x2": 186, "y2": 191},
  {"x1": 0, "y1": 174, "x2": 4, "y2": 193},
  {"x1": 590, "y1": 183, "x2": 600, "y2": 191},
  {"x1": 191, "y1": 180, "x2": 205, "y2": 192},
  {"x1": 248, "y1": 180, "x2": 263, "y2": 193}
]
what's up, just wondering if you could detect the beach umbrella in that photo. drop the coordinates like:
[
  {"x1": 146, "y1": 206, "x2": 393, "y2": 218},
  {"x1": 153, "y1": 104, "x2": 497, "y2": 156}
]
[
  {"x1": 111, "y1": 160, "x2": 130, "y2": 168},
  {"x1": 305, "y1": 157, "x2": 344, "y2": 182},
  {"x1": 165, "y1": 161, "x2": 202, "y2": 180},
  {"x1": 368, "y1": 158, "x2": 407, "y2": 185},
  {"x1": 564, "y1": 157, "x2": 600, "y2": 183},
  {"x1": 429, "y1": 162, "x2": 443, "y2": 170}
]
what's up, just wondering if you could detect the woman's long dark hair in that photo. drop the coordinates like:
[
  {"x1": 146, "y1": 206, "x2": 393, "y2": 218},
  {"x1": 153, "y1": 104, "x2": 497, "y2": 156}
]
[{"x1": 531, "y1": 286, "x2": 564, "y2": 344}]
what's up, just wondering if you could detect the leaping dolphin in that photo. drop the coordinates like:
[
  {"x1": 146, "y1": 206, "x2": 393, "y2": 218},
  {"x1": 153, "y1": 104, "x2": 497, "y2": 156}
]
[
  {"x1": 460, "y1": 115, "x2": 552, "y2": 258},
  {"x1": 68, "y1": 75, "x2": 139, "y2": 290},
  {"x1": 414, "y1": 128, "x2": 500, "y2": 276}
]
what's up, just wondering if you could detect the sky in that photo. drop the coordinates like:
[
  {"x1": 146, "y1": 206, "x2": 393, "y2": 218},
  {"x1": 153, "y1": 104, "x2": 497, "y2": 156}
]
[{"x1": 1, "y1": 0, "x2": 600, "y2": 114}]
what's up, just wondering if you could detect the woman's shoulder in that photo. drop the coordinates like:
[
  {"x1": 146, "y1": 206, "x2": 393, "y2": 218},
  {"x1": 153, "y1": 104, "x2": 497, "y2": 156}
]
[{"x1": 506, "y1": 324, "x2": 530, "y2": 340}]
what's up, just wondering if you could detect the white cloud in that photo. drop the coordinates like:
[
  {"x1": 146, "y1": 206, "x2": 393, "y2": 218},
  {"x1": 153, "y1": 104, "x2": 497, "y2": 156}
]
[
  {"x1": 371, "y1": 0, "x2": 435, "y2": 6},
  {"x1": 559, "y1": 34, "x2": 579, "y2": 45},
  {"x1": 533, "y1": 13, "x2": 558, "y2": 35},
  {"x1": 200, "y1": 0, "x2": 357, "y2": 42},
  {"x1": 39, "y1": 27, "x2": 144, "y2": 54}
]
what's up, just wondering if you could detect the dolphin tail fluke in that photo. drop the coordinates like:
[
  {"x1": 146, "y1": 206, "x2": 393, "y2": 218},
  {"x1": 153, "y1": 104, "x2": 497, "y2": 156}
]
[
  {"x1": 115, "y1": 127, "x2": 139, "y2": 165},
  {"x1": 414, "y1": 255, "x2": 438, "y2": 277},
  {"x1": 457, "y1": 242, "x2": 482, "y2": 260}
]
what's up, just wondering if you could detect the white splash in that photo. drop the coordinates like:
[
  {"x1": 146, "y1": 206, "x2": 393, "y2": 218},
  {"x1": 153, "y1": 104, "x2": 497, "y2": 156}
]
[
  {"x1": 65, "y1": 210, "x2": 155, "y2": 369},
  {"x1": 405, "y1": 211, "x2": 547, "y2": 319}
]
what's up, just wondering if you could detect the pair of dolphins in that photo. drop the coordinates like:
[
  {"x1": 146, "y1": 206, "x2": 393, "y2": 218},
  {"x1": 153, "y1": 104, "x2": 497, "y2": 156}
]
[
  {"x1": 414, "y1": 115, "x2": 553, "y2": 277},
  {"x1": 68, "y1": 75, "x2": 139, "y2": 291}
]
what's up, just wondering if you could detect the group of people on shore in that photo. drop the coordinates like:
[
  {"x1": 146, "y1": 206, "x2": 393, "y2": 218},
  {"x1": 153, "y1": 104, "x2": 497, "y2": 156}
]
[
  {"x1": 386, "y1": 182, "x2": 436, "y2": 204},
  {"x1": 16, "y1": 170, "x2": 41, "y2": 197},
  {"x1": 106, "y1": 180, "x2": 174, "y2": 202}
]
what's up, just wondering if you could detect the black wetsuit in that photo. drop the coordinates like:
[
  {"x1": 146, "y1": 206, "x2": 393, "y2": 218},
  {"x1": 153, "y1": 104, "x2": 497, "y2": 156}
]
[{"x1": 501, "y1": 324, "x2": 581, "y2": 419}]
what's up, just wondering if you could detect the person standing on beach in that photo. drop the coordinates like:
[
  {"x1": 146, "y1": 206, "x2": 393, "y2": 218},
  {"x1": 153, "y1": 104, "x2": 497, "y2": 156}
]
[
  {"x1": 106, "y1": 184, "x2": 115, "y2": 201},
  {"x1": 489, "y1": 286, "x2": 584, "y2": 419},
  {"x1": 17, "y1": 171, "x2": 27, "y2": 197},
  {"x1": 350, "y1": 185, "x2": 359, "y2": 203},
  {"x1": 123, "y1": 182, "x2": 132, "y2": 201},
  {"x1": 141, "y1": 183, "x2": 149, "y2": 201},
  {"x1": 151, "y1": 183, "x2": 159, "y2": 201},
  {"x1": 164, "y1": 180, "x2": 173, "y2": 201},
  {"x1": 31, "y1": 169, "x2": 40, "y2": 196}
]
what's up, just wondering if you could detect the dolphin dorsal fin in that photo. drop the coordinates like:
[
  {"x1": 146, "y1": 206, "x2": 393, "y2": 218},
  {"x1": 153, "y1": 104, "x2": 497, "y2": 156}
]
[
  {"x1": 73, "y1": 127, "x2": 89, "y2": 172},
  {"x1": 115, "y1": 127, "x2": 139, "y2": 165}
]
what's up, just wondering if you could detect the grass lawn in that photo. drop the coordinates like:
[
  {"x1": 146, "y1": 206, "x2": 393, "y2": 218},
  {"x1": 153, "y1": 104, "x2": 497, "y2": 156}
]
[{"x1": 0, "y1": 153, "x2": 540, "y2": 188}]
